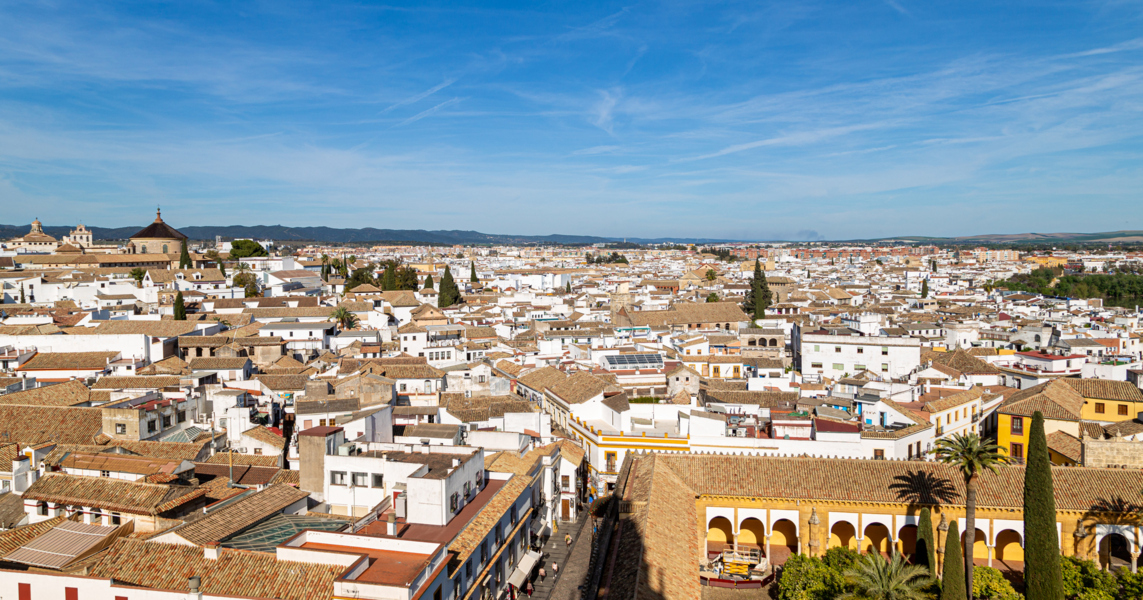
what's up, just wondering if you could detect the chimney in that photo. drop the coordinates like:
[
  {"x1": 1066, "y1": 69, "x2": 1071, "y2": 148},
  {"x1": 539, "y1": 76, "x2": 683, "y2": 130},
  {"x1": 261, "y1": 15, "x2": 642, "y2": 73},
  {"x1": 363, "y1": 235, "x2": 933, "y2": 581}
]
[
  {"x1": 188, "y1": 576, "x2": 202, "y2": 600},
  {"x1": 386, "y1": 513, "x2": 397, "y2": 536},
  {"x1": 203, "y1": 542, "x2": 220, "y2": 560}
]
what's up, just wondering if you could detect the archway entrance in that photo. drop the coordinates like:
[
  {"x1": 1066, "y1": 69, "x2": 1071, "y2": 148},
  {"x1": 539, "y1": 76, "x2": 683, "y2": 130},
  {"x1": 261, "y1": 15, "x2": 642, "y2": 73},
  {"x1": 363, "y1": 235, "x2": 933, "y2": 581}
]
[
  {"x1": 738, "y1": 518, "x2": 765, "y2": 552},
  {"x1": 1100, "y1": 533, "x2": 1132, "y2": 571},
  {"x1": 961, "y1": 528, "x2": 988, "y2": 561},
  {"x1": 995, "y1": 529, "x2": 1023, "y2": 570},
  {"x1": 863, "y1": 523, "x2": 891, "y2": 555},
  {"x1": 829, "y1": 521, "x2": 857, "y2": 550},
  {"x1": 898, "y1": 524, "x2": 918, "y2": 558}
]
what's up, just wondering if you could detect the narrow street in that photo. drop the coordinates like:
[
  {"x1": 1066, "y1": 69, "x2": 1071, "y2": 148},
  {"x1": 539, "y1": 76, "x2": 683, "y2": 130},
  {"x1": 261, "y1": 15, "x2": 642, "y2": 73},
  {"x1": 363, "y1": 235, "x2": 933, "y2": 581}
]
[{"x1": 530, "y1": 512, "x2": 591, "y2": 600}]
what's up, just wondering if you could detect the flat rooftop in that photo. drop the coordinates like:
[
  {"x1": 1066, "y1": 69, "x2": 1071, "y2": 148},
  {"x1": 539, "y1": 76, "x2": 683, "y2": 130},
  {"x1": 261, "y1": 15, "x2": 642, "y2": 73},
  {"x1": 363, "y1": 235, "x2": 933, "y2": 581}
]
[
  {"x1": 301, "y1": 542, "x2": 431, "y2": 587},
  {"x1": 359, "y1": 478, "x2": 506, "y2": 545}
]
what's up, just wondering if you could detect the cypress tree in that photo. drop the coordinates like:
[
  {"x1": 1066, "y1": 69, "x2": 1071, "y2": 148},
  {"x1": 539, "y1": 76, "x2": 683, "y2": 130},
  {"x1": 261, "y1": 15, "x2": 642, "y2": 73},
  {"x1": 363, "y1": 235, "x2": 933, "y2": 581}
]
[
  {"x1": 922, "y1": 278, "x2": 930, "y2": 298},
  {"x1": 470, "y1": 262, "x2": 478, "y2": 283},
  {"x1": 917, "y1": 507, "x2": 937, "y2": 576},
  {"x1": 173, "y1": 292, "x2": 186, "y2": 320},
  {"x1": 942, "y1": 521, "x2": 966, "y2": 600},
  {"x1": 566, "y1": 281, "x2": 572, "y2": 294},
  {"x1": 423, "y1": 274, "x2": 434, "y2": 290},
  {"x1": 20, "y1": 283, "x2": 26, "y2": 304},
  {"x1": 218, "y1": 261, "x2": 227, "y2": 278},
  {"x1": 381, "y1": 265, "x2": 397, "y2": 291},
  {"x1": 1024, "y1": 411, "x2": 1064, "y2": 600},
  {"x1": 179, "y1": 240, "x2": 192, "y2": 269},
  {"x1": 439, "y1": 266, "x2": 458, "y2": 308}
]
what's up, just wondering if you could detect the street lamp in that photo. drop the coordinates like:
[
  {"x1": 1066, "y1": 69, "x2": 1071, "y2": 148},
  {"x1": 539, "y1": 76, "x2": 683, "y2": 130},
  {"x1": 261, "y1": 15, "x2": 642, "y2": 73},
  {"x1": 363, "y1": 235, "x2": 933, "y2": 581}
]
[{"x1": 348, "y1": 478, "x2": 357, "y2": 533}]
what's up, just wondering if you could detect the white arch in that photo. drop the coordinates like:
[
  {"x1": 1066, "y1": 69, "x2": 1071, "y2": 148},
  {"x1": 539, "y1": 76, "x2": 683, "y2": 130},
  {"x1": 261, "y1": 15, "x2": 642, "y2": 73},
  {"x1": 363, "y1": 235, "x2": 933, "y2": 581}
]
[
  {"x1": 706, "y1": 507, "x2": 735, "y2": 531},
  {"x1": 1095, "y1": 524, "x2": 1139, "y2": 553},
  {"x1": 769, "y1": 509, "x2": 800, "y2": 538},
  {"x1": 738, "y1": 508, "x2": 766, "y2": 529},
  {"x1": 829, "y1": 511, "x2": 859, "y2": 534}
]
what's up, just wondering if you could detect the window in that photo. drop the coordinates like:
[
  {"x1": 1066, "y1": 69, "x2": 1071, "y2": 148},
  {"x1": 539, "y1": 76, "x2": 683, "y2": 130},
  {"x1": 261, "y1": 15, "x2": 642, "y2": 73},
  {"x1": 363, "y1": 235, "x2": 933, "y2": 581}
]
[
  {"x1": 147, "y1": 420, "x2": 157, "y2": 433},
  {"x1": 111, "y1": 512, "x2": 121, "y2": 525},
  {"x1": 331, "y1": 471, "x2": 347, "y2": 485},
  {"x1": 813, "y1": 345, "x2": 819, "y2": 352},
  {"x1": 605, "y1": 452, "x2": 617, "y2": 472},
  {"x1": 1095, "y1": 403, "x2": 1106, "y2": 414},
  {"x1": 1010, "y1": 443, "x2": 1024, "y2": 461},
  {"x1": 881, "y1": 363, "x2": 889, "y2": 372},
  {"x1": 352, "y1": 472, "x2": 368, "y2": 487},
  {"x1": 177, "y1": 410, "x2": 186, "y2": 423},
  {"x1": 254, "y1": 448, "x2": 263, "y2": 455},
  {"x1": 400, "y1": 384, "x2": 407, "y2": 392},
  {"x1": 1120, "y1": 405, "x2": 1130, "y2": 416},
  {"x1": 66, "y1": 588, "x2": 78, "y2": 600},
  {"x1": 833, "y1": 363, "x2": 844, "y2": 371},
  {"x1": 561, "y1": 475, "x2": 570, "y2": 490},
  {"x1": 854, "y1": 364, "x2": 865, "y2": 371},
  {"x1": 1010, "y1": 416, "x2": 1024, "y2": 436},
  {"x1": 115, "y1": 424, "x2": 126, "y2": 435},
  {"x1": 835, "y1": 346, "x2": 842, "y2": 353},
  {"x1": 100, "y1": 470, "x2": 110, "y2": 477},
  {"x1": 857, "y1": 347, "x2": 864, "y2": 354},
  {"x1": 811, "y1": 362, "x2": 823, "y2": 369},
  {"x1": 373, "y1": 474, "x2": 384, "y2": 488},
  {"x1": 882, "y1": 347, "x2": 889, "y2": 356},
  {"x1": 37, "y1": 502, "x2": 48, "y2": 516},
  {"x1": 162, "y1": 415, "x2": 172, "y2": 428},
  {"x1": 712, "y1": 366, "x2": 720, "y2": 377},
  {"x1": 873, "y1": 449, "x2": 885, "y2": 460}
]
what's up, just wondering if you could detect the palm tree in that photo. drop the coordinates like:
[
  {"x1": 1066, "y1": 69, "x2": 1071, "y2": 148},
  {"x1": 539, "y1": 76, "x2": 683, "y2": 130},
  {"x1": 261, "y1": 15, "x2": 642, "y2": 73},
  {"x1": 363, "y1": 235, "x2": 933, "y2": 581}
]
[
  {"x1": 129, "y1": 267, "x2": 146, "y2": 288},
  {"x1": 330, "y1": 306, "x2": 359, "y2": 330},
  {"x1": 932, "y1": 433, "x2": 1009, "y2": 597},
  {"x1": 841, "y1": 551, "x2": 930, "y2": 600}
]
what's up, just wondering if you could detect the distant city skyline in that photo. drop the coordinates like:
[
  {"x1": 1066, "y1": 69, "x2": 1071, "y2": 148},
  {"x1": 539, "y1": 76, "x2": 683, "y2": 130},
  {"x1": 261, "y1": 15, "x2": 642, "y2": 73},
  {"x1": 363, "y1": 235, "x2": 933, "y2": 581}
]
[{"x1": 0, "y1": 1, "x2": 1141, "y2": 240}]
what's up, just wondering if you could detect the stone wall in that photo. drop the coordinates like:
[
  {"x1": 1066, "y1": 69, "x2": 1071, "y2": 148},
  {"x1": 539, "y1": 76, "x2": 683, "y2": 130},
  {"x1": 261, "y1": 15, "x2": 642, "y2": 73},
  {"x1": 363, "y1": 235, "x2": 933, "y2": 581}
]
[{"x1": 1082, "y1": 439, "x2": 1143, "y2": 468}]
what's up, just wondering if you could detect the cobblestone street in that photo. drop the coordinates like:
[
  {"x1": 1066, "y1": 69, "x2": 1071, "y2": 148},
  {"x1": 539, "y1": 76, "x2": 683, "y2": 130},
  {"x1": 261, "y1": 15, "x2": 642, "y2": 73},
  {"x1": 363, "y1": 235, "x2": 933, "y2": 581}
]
[{"x1": 527, "y1": 512, "x2": 592, "y2": 600}]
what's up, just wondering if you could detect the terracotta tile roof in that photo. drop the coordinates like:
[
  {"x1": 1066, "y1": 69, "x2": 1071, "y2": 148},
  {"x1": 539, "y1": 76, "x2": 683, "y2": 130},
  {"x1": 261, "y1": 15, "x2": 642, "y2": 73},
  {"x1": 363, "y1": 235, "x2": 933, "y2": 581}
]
[
  {"x1": 0, "y1": 379, "x2": 95, "y2": 407},
  {"x1": 440, "y1": 394, "x2": 536, "y2": 422},
  {"x1": 203, "y1": 453, "x2": 282, "y2": 467},
  {"x1": 71, "y1": 320, "x2": 201, "y2": 337},
  {"x1": 923, "y1": 387, "x2": 983, "y2": 414},
  {"x1": 493, "y1": 360, "x2": 524, "y2": 378},
  {"x1": 91, "y1": 376, "x2": 181, "y2": 390},
  {"x1": 18, "y1": 351, "x2": 118, "y2": 371},
  {"x1": 43, "y1": 439, "x2": 211, "y2": 465},
  {"x1": 1060, "y1": 379, "x2": 1143, "y2": 402},
  {"x1": 448, "y1": 474, "x2": 533, "y2": 567},
  {"x1": 1046, "y1": 431, "x2": 1083, "y2": 462},
  {"x1": 23, "y1": 473, "x2": 205, "y2": 516},
  {"x1": 0, "y1": 405, "x2": 104, "y2": 445},
  {"x1": 189, "y1": 357, "x2": 251, "y2": 370},
  {"x1": 252, "y1": 374, "x2": 309, "y2": 391},
  {"x1": 516, "y1": 366, "x2": 567, "y2": 392},
  {"x1": 138, "y1": 355, "x2": 191, "y2": 376},
  {"x1": 241, "y1": 425, "x2": 286, "y2": 449},
  {"x1": 270, "y1": 469, "x2": 301, "y2": 485},
  {"x1": 997, "y1": 379, "x2": 1084, "y2": 421},
  {"x1": 88, "y1": 538, "x2": 344, "y2": 599},
  {"x1": 548, "y1": 371, "x2": 614, "y2": 405},
  {"x1": 178, "y1": 335, "x2": 230, "y2": 348},
  {"x1": 171, "y1": 485, "x2": 308, "y2": 545}
]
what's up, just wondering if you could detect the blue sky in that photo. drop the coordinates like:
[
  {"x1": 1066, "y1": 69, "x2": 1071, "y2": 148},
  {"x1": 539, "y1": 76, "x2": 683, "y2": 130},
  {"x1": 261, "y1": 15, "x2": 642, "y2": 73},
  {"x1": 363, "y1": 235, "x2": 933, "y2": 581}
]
[{"x1": 1, "y1": 1, "x2": 1141, "y2": 240}]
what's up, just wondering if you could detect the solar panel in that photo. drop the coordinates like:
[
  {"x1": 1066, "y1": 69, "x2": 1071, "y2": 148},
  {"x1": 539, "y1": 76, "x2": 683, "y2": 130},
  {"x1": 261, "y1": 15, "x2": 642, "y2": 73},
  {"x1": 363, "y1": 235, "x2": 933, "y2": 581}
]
[{"x1": 603, "y1": 353, "x2": 664, "y2": 370}]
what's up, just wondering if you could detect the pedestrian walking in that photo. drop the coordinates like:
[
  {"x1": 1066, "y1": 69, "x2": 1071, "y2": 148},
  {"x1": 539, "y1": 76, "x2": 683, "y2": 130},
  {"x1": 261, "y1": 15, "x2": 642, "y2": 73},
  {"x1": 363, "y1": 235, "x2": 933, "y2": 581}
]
[
  {"x1": 552, "y1": 561, "x2": 559, "y2": 576},
  {"x1": 525, "y1": 581, "x2": 534, "y2": 597},
  {"x1": 565, "y1": 533, "x2": 572, "y2": 547},
  {"x1": 539, "y1": 567, "x2": 546, "y2": 581}
]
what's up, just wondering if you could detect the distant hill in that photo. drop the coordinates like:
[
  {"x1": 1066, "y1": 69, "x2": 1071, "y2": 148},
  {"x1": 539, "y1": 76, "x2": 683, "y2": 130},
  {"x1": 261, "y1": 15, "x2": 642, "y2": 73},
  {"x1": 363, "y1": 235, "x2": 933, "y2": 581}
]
[
  {"x1": 868, "y1": 230, "x2": 1143, "y2": 244},
  {"x1": 0, "y1": 223, "x2": 736, "y2": 246}
]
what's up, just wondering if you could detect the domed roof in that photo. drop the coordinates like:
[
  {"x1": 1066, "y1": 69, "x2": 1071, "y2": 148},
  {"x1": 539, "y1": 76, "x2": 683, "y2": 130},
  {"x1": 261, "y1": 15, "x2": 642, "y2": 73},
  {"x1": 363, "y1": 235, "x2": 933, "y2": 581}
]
[{"x1": 129, "y1": 208, "x2": 187, "y2": 241}]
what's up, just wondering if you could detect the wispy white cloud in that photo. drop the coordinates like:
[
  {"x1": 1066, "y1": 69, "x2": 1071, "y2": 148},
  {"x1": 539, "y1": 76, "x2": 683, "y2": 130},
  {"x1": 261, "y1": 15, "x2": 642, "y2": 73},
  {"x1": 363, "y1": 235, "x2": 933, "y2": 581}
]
[
  {"x1": 380, "y1": 78, "x2": 458, "y2": 114},
  {"x1": 392, "y1": 97, "x2": 466, "y2": 128}
]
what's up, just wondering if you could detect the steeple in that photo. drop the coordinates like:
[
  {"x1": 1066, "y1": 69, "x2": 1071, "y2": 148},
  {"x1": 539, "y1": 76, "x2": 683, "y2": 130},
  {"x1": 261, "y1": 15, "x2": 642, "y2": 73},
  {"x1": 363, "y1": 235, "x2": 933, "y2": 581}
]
[{"x1": 155, "y1": 207, "x2": 163, "y2": 223}]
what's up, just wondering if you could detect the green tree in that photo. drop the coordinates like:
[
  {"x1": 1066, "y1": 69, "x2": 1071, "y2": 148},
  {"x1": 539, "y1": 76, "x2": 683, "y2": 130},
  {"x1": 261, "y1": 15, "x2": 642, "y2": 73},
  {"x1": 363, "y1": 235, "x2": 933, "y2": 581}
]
[
  {"x1": 1026, "y1": 411, "x2": 1064, "y2": 600},
  {"x1": 934, "y1": 433, "x2": 1008, "y2": 596},
  {"x1": 1117, "y1": 567, "x2": 1143, "y2": 600},
  {"x1": 565, "y1": 281, "x2": 572, "y2": 294},
  {"x1": 706, "y1": 292, "x2": 719, "y2": 303},
  {"x1": 942, "y1": 521, "x2": 966, "y2": 600},
  {"x1": 931, "y1": 259, "x2": 937, "y2": 273},
  {"x1": 346, "y1": 266, "x2": 378, "y2": 292},
  {"x1": 705, "y1": 269, "x2": 717, "y2": 281},
  {"x1": 233, "y1": 263, "x2": 259, "y2": 298},
  {"x1": 218, "y1": 260, "x2": 227, "y2": 278},
  {"x1": 438, "y1": 266, "x2": 460, "y2": 308},
  {"x1": 916, "y1": 508, "x2": 937, "y2": 576},
  {"x1": 1062, "y1": 556, "x2": 1114, "y2": 599},
  {"x1": 823, "y1": 546, "x2": 861, "y2": 572},
  {"x1": 470, "y1": 262, "x2": 478, "y2": 283},
  {"x1": 841, "y1": 551, "x2": 930, "y2": 600},
  {"x1": 129, "y1": 267, "x2": 146, "y2": 288},
  {"x1": 777, "y1": 554, "x2": 847, "y2": 600},
  {"x1": 179, "y1": 240, "x2": 192, "y2": 269},
  {"x1": 173, "y1": 292, "x2": 186, "y2": 320},
  {"x1": 973, "y1": 566, "x2": 1021, "y2": 600},
  {"x1": 320, "y1": 254, "x2": 330, "y2": 282},
  {"x1": 19, "y1": 283, "x2": 25, "y2": 303},
  {"x1": 330, "y1": 306, "x2": 359, "y2": 330},
  {"x1": 228, "y1": 239, "x2": 268, "y2": 259},
  {"x1": 743, "y1": 259, "x2": 773, "y2": 320},
  {"x1": 396, "y1": 266, "x2": 418, "y2": 290},
  {"x1": 921, "y1": 278, "x2": 929, "y2": 298},
  {"x1": 423, "y1": 274, "x2": 434, "y2": 290}
]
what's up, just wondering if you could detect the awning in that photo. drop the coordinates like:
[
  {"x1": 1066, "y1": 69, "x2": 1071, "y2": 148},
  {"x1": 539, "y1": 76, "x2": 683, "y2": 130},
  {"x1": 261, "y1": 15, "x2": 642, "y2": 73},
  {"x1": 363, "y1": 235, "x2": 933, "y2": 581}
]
[
  {"x1": 507, "y1": 550, "x2": 543, "y2": 588},
  {"x1": 530, "y1": 519, "x2": 550, "y2": 537}
]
